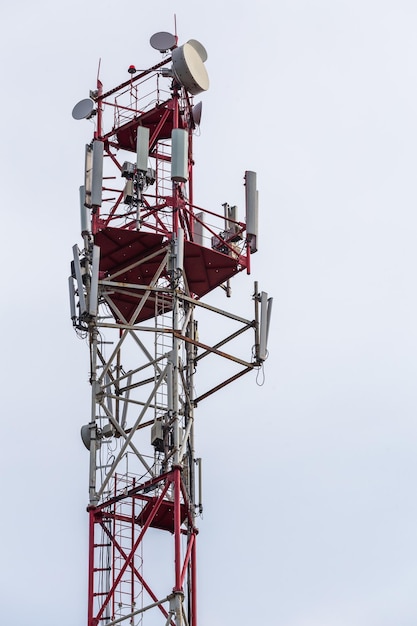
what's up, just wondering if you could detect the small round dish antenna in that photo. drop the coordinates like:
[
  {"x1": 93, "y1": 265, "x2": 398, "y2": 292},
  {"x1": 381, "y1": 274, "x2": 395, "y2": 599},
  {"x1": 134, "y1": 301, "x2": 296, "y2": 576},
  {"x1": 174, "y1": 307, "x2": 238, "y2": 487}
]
[
  {"x1": 172, "y1": 43, "x2": 209, "y2": 95},
  {"x1": 187, "y1": 39, "x2": 208, "y2": 62},
  {"x1": 72, "y1": 98, "x2": 95, "y2": 120},
  {"x1": 192, "y1": 101, "x2": 203, "y2": 127},
  {"x1": 150, "y1": 31, "x2": 176, "y2": 52},
  {"x1": 80, "y1": 425, "x2": 91, "y2": 450}
]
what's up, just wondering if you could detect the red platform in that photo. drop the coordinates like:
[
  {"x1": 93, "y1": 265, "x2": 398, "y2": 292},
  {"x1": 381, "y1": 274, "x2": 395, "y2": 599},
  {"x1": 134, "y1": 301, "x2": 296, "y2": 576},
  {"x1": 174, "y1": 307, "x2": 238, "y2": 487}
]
[
  {"x1": 137, "y1": 497, "x2": 187, "y2": 533},
  {"x1": 116, "y1": 100, "x2": 178, "y2": 152},
  {"x1": 95, "y1": 227, "x2": 244, "y2": 323}
]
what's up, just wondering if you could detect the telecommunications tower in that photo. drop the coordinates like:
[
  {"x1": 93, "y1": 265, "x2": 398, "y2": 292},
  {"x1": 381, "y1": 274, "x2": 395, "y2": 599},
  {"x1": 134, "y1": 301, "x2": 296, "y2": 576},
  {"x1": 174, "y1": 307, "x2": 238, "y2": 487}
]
[{"x1": 69, "y1": 30, "x2": 272, "y2": 626}]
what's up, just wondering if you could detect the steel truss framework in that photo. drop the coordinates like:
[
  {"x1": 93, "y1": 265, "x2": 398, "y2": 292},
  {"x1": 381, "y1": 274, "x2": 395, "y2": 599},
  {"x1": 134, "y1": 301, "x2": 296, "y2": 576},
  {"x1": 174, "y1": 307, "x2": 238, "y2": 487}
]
[{"x1": 70, "y1": 35, "x2": 268, "y2": 626}]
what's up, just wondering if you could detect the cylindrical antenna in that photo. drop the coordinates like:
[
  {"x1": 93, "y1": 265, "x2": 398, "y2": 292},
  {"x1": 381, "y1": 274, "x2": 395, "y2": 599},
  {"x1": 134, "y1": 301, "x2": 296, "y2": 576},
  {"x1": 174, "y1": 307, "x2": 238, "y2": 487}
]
[
  {"x1": 171, "y1": 129, "x2": 188, "y2": 182},
  {"x1": 245, "y1": 170, "x2": 258, "y2": 253}
]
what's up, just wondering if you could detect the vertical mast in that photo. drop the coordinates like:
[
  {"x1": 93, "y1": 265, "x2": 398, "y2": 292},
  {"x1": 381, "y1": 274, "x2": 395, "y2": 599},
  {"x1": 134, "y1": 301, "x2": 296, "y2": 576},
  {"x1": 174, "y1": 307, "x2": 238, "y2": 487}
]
[{"x1": 69, "y1": 29, "x2": 270, "y2": 626}]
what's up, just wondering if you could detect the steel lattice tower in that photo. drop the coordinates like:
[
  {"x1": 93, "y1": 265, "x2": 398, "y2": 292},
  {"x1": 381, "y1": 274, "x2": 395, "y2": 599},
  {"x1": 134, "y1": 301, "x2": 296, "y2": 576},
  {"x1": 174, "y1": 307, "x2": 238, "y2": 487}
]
[{"x1": 69, "y1": 31, "x2": 271, "y2": 626}]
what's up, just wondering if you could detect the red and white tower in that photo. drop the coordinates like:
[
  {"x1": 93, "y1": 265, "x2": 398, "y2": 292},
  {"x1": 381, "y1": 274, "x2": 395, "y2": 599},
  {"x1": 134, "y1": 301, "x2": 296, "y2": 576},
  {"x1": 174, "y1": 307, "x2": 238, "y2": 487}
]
[{"x1": 69, "y1": 30, "x2": 271, "y2": 626}]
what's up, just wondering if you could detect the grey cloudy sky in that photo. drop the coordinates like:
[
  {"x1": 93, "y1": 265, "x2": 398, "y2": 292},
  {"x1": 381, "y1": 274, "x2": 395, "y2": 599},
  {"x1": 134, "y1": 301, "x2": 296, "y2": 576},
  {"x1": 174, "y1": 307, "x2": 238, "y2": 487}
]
[{"x1": 1, "y1": 1, "x2": 416, "y2": 624}]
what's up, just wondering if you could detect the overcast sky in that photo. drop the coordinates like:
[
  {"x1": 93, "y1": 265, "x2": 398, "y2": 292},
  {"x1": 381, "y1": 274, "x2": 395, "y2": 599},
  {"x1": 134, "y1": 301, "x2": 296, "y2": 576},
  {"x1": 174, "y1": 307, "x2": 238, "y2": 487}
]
[{"x1": 1, "y1": 1, "x2": 417, "y2": 624}]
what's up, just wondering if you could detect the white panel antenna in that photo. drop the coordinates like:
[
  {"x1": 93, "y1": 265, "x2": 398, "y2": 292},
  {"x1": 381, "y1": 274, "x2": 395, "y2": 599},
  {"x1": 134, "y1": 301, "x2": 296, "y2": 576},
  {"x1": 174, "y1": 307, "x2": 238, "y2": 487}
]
[
  {"x1": 120, "y1": 374, "x2": 132, "y2": 430},
  {"x1": 104, "y1": 373, "x2": 113, "y2": 416},
  {"x1": 224, "y1": 203, "x2": 238, "y2": 229},
  {"x1": 84, "y1": 145, "x2": 92, "y2": 207},
  {"x1": 167, "y1": 360, "x2": 174, "y2": 413},
  {"x1": 85, "y1": 141, "x2": 104, "y2": 208},
  {"x1": 79, "y1": 185, "x2": 90, "y2": 236},
  {"x1": 194, "y1": 212, "x2": 205, "y2": 246},
  {"x1": 177, "y1": 228, "x2": 184, "y2": 272},
  {"x1": 89, "y1": 245, "x2": 100, "y2": 317},
  {"x1": 68, "y1": 276, "x2": 76, "y2": 321},
  {"x1": 123, "y1": 179, "x2": 134, "y2": 204},
  {"x1": 259, "y1": 291, "x2": 273, "y2": 361},
  {"x1": 136, "y1": 126, "x2": 150, "y2": 173},
  {"x1": 91, "y1": 141, "x2": 104, "y2": 207},
  {"x1": 72, "y1": 244, "x2": 87, "y2": 316},
  {"x1": 171, "y1": 129, "x2": 188, "y2": 182}
]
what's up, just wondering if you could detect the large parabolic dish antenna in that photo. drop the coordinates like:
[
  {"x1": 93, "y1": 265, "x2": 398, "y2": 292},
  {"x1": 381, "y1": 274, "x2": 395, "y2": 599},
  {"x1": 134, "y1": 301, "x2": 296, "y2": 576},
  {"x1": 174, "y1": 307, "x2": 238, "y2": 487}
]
[{"x1": 172, "y1": 42, "x2": 209, "y2": 95}]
